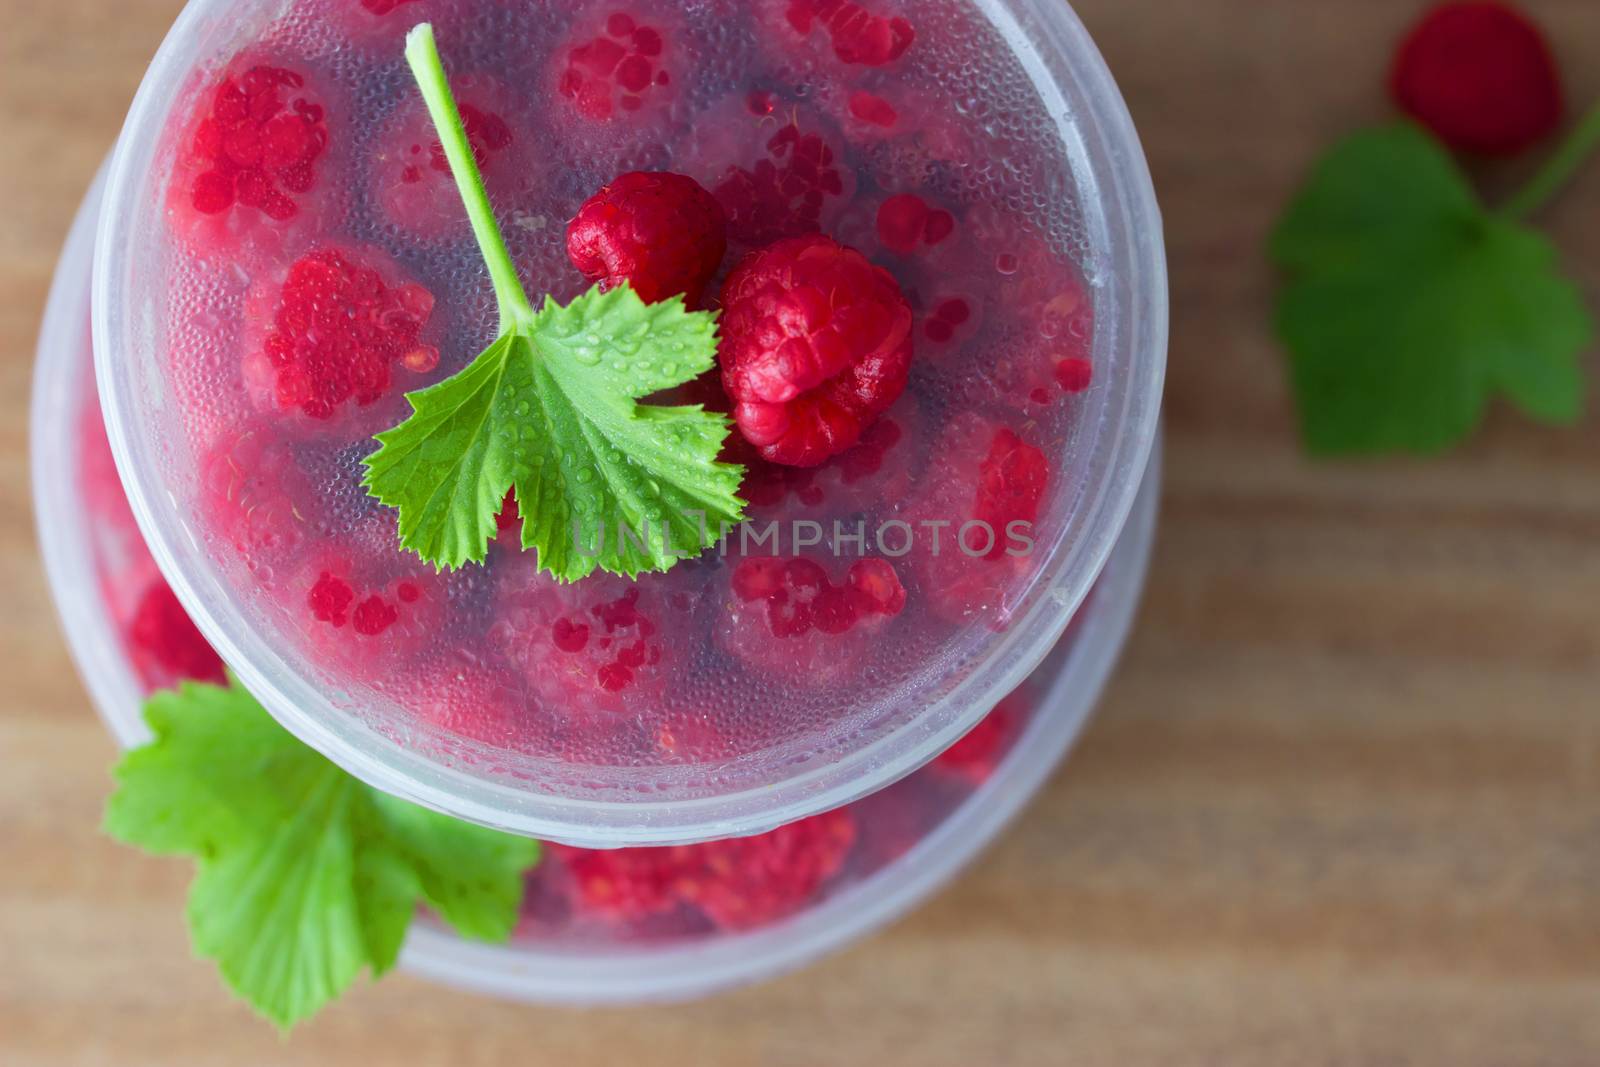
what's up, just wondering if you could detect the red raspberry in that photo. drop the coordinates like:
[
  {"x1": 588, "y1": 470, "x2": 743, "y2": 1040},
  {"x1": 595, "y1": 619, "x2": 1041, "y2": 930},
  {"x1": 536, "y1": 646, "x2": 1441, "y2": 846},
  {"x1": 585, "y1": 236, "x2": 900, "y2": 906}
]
[
  {"x1": 566, "y1": 171, "x2": 727, "y2": 307},
  {"x1": 408, "y1": 661, "x2": 525, "y2": 750},
  {"x1": 933, "y1": 696, "x2": 1020, "y2": 786},
  {"x1": 492, "y1": 557, "x2": 705, "y2": 717},
  {"x1": 675, "y1": 808, "x2": 858, "y2": 930},
  {"x1": 127, "y1": 580, "x2": 227, "y2": 689},
  {"x1": 291, "y1": 552, "x2": 444, "y2": 672},
  {"x1": 372, "y1": 75, "x2": 532, "y2": 241},
  {"x1": 668, "y1": 371, "x2": 925, "y2": 518},
  {"x1": 922, "y1": 204, "x2": 1094, "y2": 407},
  {"x1": 760, "y1": 0, "x2": 916, "y2": 69},
  {"x1": 551, "y1": 844, "x2": 683, "y2": 924},
  {"x1": 719, "y1": 235, "x2": 914, "y2": 467},
  {"x1": 198, "y1": 423, "x2": 317, "y2": 573},
  {"x1": 555, "y1": 808, "x2": 858, "y2": 931},
  {"x1": 741, "y1": 399, "x2": 924, "y2": 517},
  {"x1": 904, "y1": 414, "x2": 1050, "y2": 626},
  {"x1": 874, "y1": 192, "x2": 957, "y2": 257},
  {"x1": 168, "y1": 61, "x2": 333, "y2": 256},
  {"x1": 1391, "y1": 2, "x2": 1563, "y2": 157},
  {"x1": 242, "y1": 246, "x2": 439, "y2": 426},
  {"x1": 684, "y1": 95, "x2": 858, "y2": 250},
  {"x1": 551, "y1": 5, "x2": 684, "y2": 128},
  {"x1": 717, "y1": 555, "x2": 906, "y2": 684}
]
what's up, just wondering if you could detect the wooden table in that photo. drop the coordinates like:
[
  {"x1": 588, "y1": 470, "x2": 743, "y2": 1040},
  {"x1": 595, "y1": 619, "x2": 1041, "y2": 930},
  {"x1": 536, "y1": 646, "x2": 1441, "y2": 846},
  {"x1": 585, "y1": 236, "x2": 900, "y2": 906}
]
[{"x1": 4, "y1": 1, "x2": 1599, "y2": 1063}]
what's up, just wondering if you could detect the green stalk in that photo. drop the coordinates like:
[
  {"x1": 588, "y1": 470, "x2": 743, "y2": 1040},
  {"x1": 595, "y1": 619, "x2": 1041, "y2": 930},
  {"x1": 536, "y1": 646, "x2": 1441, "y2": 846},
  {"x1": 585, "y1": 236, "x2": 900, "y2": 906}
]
[
  {"x1": 405, "y1": 24, "x2": 532, "y2": 331},
  {"x1": 1501, "y1": 99, "x2": 1600, "y2": 221}
]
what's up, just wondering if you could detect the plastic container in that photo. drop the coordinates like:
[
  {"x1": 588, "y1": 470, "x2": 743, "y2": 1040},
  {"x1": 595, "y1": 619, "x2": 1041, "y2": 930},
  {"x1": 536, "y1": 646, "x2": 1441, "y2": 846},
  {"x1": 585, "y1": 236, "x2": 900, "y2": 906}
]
[
  {"x1": 37, "y1": 165, "x2": 1161, "y2": 1002},
  {"x1": 93, "y1": 0, "x2": 1167, "y2": 846}
]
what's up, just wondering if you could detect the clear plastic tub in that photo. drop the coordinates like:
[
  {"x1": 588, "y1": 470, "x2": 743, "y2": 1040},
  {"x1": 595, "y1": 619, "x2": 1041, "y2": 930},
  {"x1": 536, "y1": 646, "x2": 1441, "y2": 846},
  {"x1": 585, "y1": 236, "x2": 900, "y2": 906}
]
[
  {"x1": 37, "y1": 166, "x2": 1160, "y2": 1002},
  {"x1": 93, "y1": 0, "x2": 1167, "y2": 846}
]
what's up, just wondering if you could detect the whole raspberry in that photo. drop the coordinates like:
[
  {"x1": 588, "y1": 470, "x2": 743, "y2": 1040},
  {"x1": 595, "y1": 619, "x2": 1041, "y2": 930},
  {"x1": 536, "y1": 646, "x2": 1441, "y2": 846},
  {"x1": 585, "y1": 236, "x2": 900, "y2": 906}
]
[
  {"x1": 719, "y1": 235, "x2": 914, "y2": 467},
  {"x1": 127, "y1": 580, "x2": 227, "y2": 688},
  {"x1": 1390, "y1": 2, "x2": 1563, "y2": 157},
  {"x1": 566, "y1": 171, "x2": 728, "y2": 307},
  {"x1": 244, "y1": 247, "x2": 439, "y2": 422}
]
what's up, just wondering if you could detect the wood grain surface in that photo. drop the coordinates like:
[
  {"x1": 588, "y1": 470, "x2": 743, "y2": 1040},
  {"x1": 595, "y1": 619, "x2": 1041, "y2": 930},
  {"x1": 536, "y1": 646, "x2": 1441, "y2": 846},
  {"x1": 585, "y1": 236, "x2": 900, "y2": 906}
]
[{"x1": 4, "y1": 1, "x2": 1600, "y2": 1063}]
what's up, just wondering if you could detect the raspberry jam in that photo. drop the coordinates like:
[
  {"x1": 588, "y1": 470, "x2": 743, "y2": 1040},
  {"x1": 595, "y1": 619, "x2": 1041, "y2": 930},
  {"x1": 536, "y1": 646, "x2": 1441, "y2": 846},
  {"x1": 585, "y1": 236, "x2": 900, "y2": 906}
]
[{"x1": 118, "y1": 0, "x2": 1105, "y2": 793}]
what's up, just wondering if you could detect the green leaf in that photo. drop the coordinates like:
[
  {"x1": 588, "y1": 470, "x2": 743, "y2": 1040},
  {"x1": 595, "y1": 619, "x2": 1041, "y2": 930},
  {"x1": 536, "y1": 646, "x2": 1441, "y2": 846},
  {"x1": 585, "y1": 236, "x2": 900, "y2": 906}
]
[
  {"x1": 104, "y1": 678, "x2": 540, "y2": 1029},
  {"x1": 363, "y1": 286, "x2": 745, "y2": 580},
  {"x1": 362, "y1": 24, "x2": 744, "y2": 579},
  {"x1": 1271, "y1": 123, "x2": 1591, "y2": 455}
]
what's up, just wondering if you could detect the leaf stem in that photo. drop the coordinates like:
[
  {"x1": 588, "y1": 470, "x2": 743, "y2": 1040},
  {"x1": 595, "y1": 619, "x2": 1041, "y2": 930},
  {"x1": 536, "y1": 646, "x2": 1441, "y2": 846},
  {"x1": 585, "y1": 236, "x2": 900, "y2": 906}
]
[
  {"x1": 1500, "y1": 98, "x2": 1600, "y2": 222},
  {"x1": 404, "y1": 24, "x2": 532, "y2": 330}
]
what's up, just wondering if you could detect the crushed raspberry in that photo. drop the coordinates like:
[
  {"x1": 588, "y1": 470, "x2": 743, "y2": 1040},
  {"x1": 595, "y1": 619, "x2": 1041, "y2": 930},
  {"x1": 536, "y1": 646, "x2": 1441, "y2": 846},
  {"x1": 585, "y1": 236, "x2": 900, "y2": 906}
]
[
  {"x1": 566, "y1": 171, "x2": 727, "y2": 307},
  {"x1": 555, "y1": 808, "x2": 857, "y2": 931},
  {"x1": 1055, "y1": 356, "x2": 1093, "y2": 394},
  {"x1": 182, "y1": 65, "x2": 328, "y2": 225},
  {"x1": 933, "y1": 697, "x2": 1018, "y2": 785},
  {"x1": 493, "y1": 562, "x2": 700, "y2": 716},
  {"x1": 875, "y1": 193, "x2": 955, "y2": 256},
  {"x1": 361, "y1": 0, "x2": 419, "y2": 12},
  {"x1": 127, "y1": 580, "x2": 227, "y2": 687},
  {"x1": 719, "y1": 555, "x2": 905, "y2": 682},
  {"x1": 782, "y1": 1, "x2": 915, "y2": 67},
  {"x1": 556, "y1": 7, "x2": 678, "y2": 123},
  {"x1": 373, "y1": 77, "x2": 525, "y2": 240},
  {"x1": 686, "y1": 97, "x2": 857, "y2": 249},
  {"x1": 904, "y1": 414, "x2": 1050, "y2": 626},
  {"x1": 1390, "y1": 2, "x2": 1563, "y2": 156},
  {"x1": 308, "y1": 572, "x2": 356, "y2": 626},
  {"x1": 719, "y1": 235, "x2": 914, "y2": 467},
  {"x1": 247, "y1": 248, "x2": 438, "y2": 421}
]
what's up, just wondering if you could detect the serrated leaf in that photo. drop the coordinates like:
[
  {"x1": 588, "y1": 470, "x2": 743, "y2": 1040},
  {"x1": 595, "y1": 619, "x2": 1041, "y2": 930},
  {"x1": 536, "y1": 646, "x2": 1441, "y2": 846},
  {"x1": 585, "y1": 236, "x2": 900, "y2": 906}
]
[
  {"x1": 1271, "y1": 123, "x2": 1591, "y2": 455},
  {"x1": 104, "y1": 678, "x2": 540, "y2": 1029},
  {"x1": 364, "y1": 285, "x2": 745, "y2": 580}
]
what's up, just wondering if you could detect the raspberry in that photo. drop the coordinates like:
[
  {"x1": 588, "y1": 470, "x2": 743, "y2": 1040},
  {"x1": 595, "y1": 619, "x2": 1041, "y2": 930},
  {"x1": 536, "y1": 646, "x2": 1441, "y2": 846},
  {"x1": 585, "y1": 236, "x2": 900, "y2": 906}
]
[
  {"x1": 763, "y1": 0, "x2": 916, "y2": 68},
  {"x1": 292, "y1": 553, "x2": 444, "y2": 670},
  {"x1": 242, "y1": 247, "x2": 439, "y2": 424},
  {"x1": 719, "y1": 235, "x2": 914, "y2": 467},
  {"x1": 555, "y1": 808, "x2": 858, "y2": 931},
  {"x1": 566, "y1": 171, "x2": 728, "y2": 307},
  {"x1": 552, "y1": 845, "x2": 683, "y2": 923},
  {"x1": 904, "y1": 414, "x2": 1050, "y2": 626},
  {"x1": 933, "y1": 696, "x2": 1019, "y2": 785},
  {"x1": 169, "y1": 61, "x2": 332, "y2": 255},
  {"x1": 874, "y1": 193, "x2": 957, "y2": 257},
  {"x1": 372, "y1": 75, "x2": 530, "y2": 241},
  {"x1": 553, "y1": 6, "x2": 682, "y2": 126},
  {"x1": 492, "y1": 558, "x2": 705, "y2": 717},
  {"x1": 1390, "y1": 2, "x2": 1563, "y2": 157},
  {"x1": 925, "y1": 204, "x2": 1094, "y2": 406},
  {"x1": 685, "y1": 95, "x2": 858, "y2": 249},
  {"x1": 743, "y1": 399, "x2": 924, "y2": 517},
  {"x1": 674, "y1": 809, "x2": 858, "y2": 930},
  {"x1": 717, "y1": 555, "x2": 906, "y2": 683},
  {"x1": 199, "y1": 423, "x2": 317, "y2": 572},
  {"x1": 409, "y1": 661, "x2": 525, "y2": 749},
  {"x1": 127, "y1": 580, "x2": 227, "y2": 688}
]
